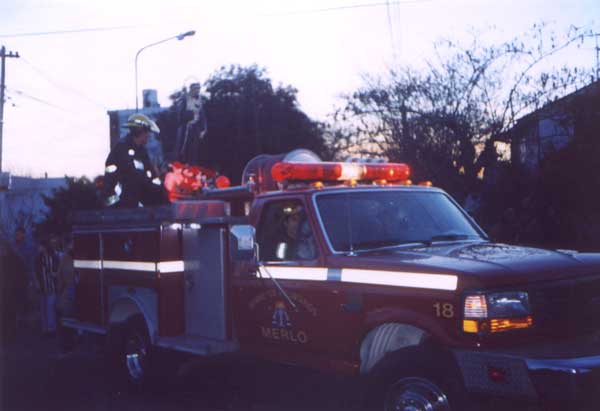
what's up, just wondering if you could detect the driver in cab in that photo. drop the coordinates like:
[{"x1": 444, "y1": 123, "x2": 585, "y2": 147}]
[{"x1": 276, "y1": 205, "x2": 316, "y2": 261}]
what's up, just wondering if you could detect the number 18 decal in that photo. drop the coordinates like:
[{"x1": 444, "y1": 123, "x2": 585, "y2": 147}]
[{"x1": 433, "y1": 302, "x2": 455, "y2": 318}]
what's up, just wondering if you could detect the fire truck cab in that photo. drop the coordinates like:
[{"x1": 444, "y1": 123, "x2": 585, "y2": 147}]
[{"x1": 66, "y1": 150, "x2": 600, "y2": 411}]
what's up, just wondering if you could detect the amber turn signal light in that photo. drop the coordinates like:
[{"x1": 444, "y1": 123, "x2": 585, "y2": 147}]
[
  {"x1": 489, "y1": 316, "x2": 533, "y2": 333},
  {"x1": 463, "y1": 320, "x2": 479, "y2": 333},
  {"x1": 464, "y1": 316, "x2": 533, "y2": 334}
]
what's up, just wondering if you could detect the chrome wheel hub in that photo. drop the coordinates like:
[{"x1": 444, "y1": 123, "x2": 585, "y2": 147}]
[
  {"x1": 125, "y1": 332, "x2": 147, "y2": 382},
  {"x1": 386, "y1": 377, "x2": 450, "y2": 411}
]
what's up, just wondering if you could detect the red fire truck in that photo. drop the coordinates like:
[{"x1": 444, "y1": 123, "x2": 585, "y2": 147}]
[{"x1": 65, "y1": 149, "x2": 600, "y2": 410}]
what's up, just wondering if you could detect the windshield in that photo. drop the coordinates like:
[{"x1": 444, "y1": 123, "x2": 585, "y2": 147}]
[{"x1": 315, "y1": 190, "x2": 483, "y2": 252}]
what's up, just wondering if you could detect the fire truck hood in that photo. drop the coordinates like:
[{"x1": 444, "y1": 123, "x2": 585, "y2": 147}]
[{"x1": 333, "y1": 241, "x2": 600, "y2": 288}]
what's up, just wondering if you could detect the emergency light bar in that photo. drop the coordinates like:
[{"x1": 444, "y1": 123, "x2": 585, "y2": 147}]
[{"x1": 271, "y1": 161, "x2": 410, "y2": 183}]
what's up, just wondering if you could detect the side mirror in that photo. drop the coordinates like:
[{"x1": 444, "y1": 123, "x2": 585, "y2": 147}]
[
  {"x1": 231, "y1": 225, "x2": 255, "y2": 252},
  {"x1": 230, "y1": 225, "x2": 259, "y2": 273}
]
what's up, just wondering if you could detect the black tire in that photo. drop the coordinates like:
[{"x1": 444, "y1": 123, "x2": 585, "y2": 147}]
[
  {"x1": 367, "y1": 344, "x2": 469, "y2": 411},
  {"x1": 107, "y1": 315, "x2": 155, "y2": 391}
]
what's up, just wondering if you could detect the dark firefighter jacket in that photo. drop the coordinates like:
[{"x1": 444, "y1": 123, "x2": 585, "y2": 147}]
[{"x1": 103, "y1": 134, "x2": 165, "y2": 208}]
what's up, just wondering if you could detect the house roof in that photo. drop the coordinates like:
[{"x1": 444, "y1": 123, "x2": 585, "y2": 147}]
[{"x1": 514, "y1": 79, "x2": 600, "y2": 127}]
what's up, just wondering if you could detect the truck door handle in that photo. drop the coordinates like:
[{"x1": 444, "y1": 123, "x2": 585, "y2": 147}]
[
  {"x1": 341, "y1": 302, "x2": 362, "y2": 312},
  {"x1": 341, "y1": 295, "x2": 363, "y2": 312},
  {"x1": 186, "y1": 277, "x2": 195, "y2": 290}
]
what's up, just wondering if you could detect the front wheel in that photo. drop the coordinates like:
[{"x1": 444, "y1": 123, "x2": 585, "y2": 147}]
[
  {"x1": 368, "y1": 344, "x2": 467, "y2": 411},
  {"x1": 385, "y1": 377, "x2": 451, "y2": 411}
]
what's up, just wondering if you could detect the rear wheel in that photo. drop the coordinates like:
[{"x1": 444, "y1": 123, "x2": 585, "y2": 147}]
[
  {"x1": 123, "y1": 316, "x2": 150, "y2": 384},
  {"x1": 107, "y1": 315, "x2": 154, "y2": 389}
]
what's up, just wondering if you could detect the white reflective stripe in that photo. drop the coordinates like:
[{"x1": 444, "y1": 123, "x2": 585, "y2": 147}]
[
  {"x1": 146, "y1": 170, "x2": 152, "y2": 178},
  {"x1": 151, "y1": 177, "x2": 161, "y2": 186},
  {"x1": 128, "y1": 149, "x2": 135, "y2": 156},
  {"x1": 341, "y1": 269, "x2": 457, "y2": 291},
  {"x1": 260, "y1": 266, "x2": 328, "y2": 281},
  {"x1": 73, "y1": 260, "x2": 101, "y2": 269},
  {"x1": 74, "y1": 260, "x2": 456, "y2": 289},
  {"x1": 105, "y1": 164, "x2": 117, "y2": 173},
  {"x1": 158, "y1": 261, "x2": 184, "y2": 273},
  {"x1": 103, "y1": 260, "x2": 156, "y2": 271},
  {"x1": 133, "y1": 159, "x2": 144, "y2": 170},
  {"x1": 74, "y1": 259, "x2": 185, "y2": 273}
]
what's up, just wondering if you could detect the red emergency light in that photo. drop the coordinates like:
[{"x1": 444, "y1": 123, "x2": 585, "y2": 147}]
[
  {"x1": 271, "y1": 161, "x2": 410, "y2": 183},
  {"x1": 215, "y1": 175, "x2": 231, "y2": 189}
]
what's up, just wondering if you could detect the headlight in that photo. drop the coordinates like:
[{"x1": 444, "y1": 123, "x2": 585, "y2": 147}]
[
  {"x1": 487, "y1": 291, "x2": 531, "y2": 317},
  {"x1": 463, "y1": 291, "x2": 533, "y2": 334}
]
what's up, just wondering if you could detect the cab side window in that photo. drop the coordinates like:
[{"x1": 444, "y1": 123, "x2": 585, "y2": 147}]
[{"x1": 256, "y1": 200, "x2": 318, "y2": 262}]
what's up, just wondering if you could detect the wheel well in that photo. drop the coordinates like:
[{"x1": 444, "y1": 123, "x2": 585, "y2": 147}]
[
  {"x1": 359, "y1": 323, "x2": 429, "y2": 374},
  {"x1": 109, "y1": 297, "x2": 156, "y2": 341}
]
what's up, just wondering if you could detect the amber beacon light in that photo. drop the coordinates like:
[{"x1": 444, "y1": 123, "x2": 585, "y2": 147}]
[{"x1": 271, "y1": 162, "x2": 410, "y2": 183}]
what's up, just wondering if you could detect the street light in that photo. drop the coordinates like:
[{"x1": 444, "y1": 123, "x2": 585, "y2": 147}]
[{"x1": 135, "y1": 30, "x2": 196, "y2": 111}]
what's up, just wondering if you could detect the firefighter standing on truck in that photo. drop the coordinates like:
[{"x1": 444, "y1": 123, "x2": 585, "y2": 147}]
[
  {"x1": 175, "y1": 82, "x2": 207, "y2": 166},
  {"x1": 103, "y1": 114, "x2": 165, "y2": 208}
]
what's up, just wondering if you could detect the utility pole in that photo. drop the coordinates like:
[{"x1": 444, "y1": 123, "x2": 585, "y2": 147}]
[
  {"x1": 595, "y1": 34, "x2": 600, "y2": 81},
  {"x1": 0, "y1": 46, "x2": 20, "y2": 173}
]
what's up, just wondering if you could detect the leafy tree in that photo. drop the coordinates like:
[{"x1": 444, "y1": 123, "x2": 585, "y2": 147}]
[
  {"x1": 331, "y1": 24, "x2": 598, "y2": 201},
  {"x1": 158, "y1": 65, "x2": 329, "y2": 184},
  {"x1": 35, "y1": 177, "x2": 99, "y2": 240},
  {"x1": 0, "y1": 193, "x2": 37, "y2": 242}
]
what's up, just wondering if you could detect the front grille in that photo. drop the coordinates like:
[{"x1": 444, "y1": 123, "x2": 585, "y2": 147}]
[{"x1": 529, "y1": 275, "x2": 600, "y2": 338}]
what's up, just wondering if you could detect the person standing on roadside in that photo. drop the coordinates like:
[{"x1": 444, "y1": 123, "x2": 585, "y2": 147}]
[
  {"x1": 55, "y1": 239, "x2": 76, "y2": 354},
  {"x1": 12, "y1": 227, "x2": 35, "y2": 320},
  {"x1": 35, "y1": 242, "x2": 59, "y2": 335}
]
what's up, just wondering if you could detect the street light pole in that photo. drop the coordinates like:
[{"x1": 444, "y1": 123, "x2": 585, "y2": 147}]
[{"x1": 135, "y1": 30, "x2": 195, "y2": 112}]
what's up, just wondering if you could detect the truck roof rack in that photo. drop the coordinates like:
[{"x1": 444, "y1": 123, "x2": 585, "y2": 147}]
[{"x1": 72, "y1": 200, "x2": 248, "y2": 230}]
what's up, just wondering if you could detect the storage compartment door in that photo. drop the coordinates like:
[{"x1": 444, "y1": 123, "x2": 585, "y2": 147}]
[{"x1": 183, "y1": 226, "x2": 228, "y2": 340}]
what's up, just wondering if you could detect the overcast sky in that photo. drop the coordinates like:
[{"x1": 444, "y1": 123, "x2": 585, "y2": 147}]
[{"x1": 1, "y1": 0, "x2": 598, "y2": 178}]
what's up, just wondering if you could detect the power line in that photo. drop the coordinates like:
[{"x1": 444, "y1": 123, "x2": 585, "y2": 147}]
[
  {"x1": 6, "y1": 87, "x2": 106, "y2": 123},
  {"x1": 0, "y1": 23, "x2": 148, "y2": 39},
  {"x1": 5, "y1": 89, "x2": 106, "y2": 138},
  {"x1": 0, "y1": 2, "x2": 64, "y2": 12},
  {"x1": 261, "y1": 0, "x2": 433, "y2": 16},
  {"x1": 386, "y1": 0, "x2": 396, "y2": 61},
  {"x1": 0, "y1": 1, "x2": 435, "y2": 38},
  {"x1": 6, "y1": 87, "x2": 72, "y2": 112},
  {"x1": 19, "y1": 57, "x2": 109, "y2": 110},
  {"x1": 394, "y1": 0, "x2": 403, "y2": 61}
]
